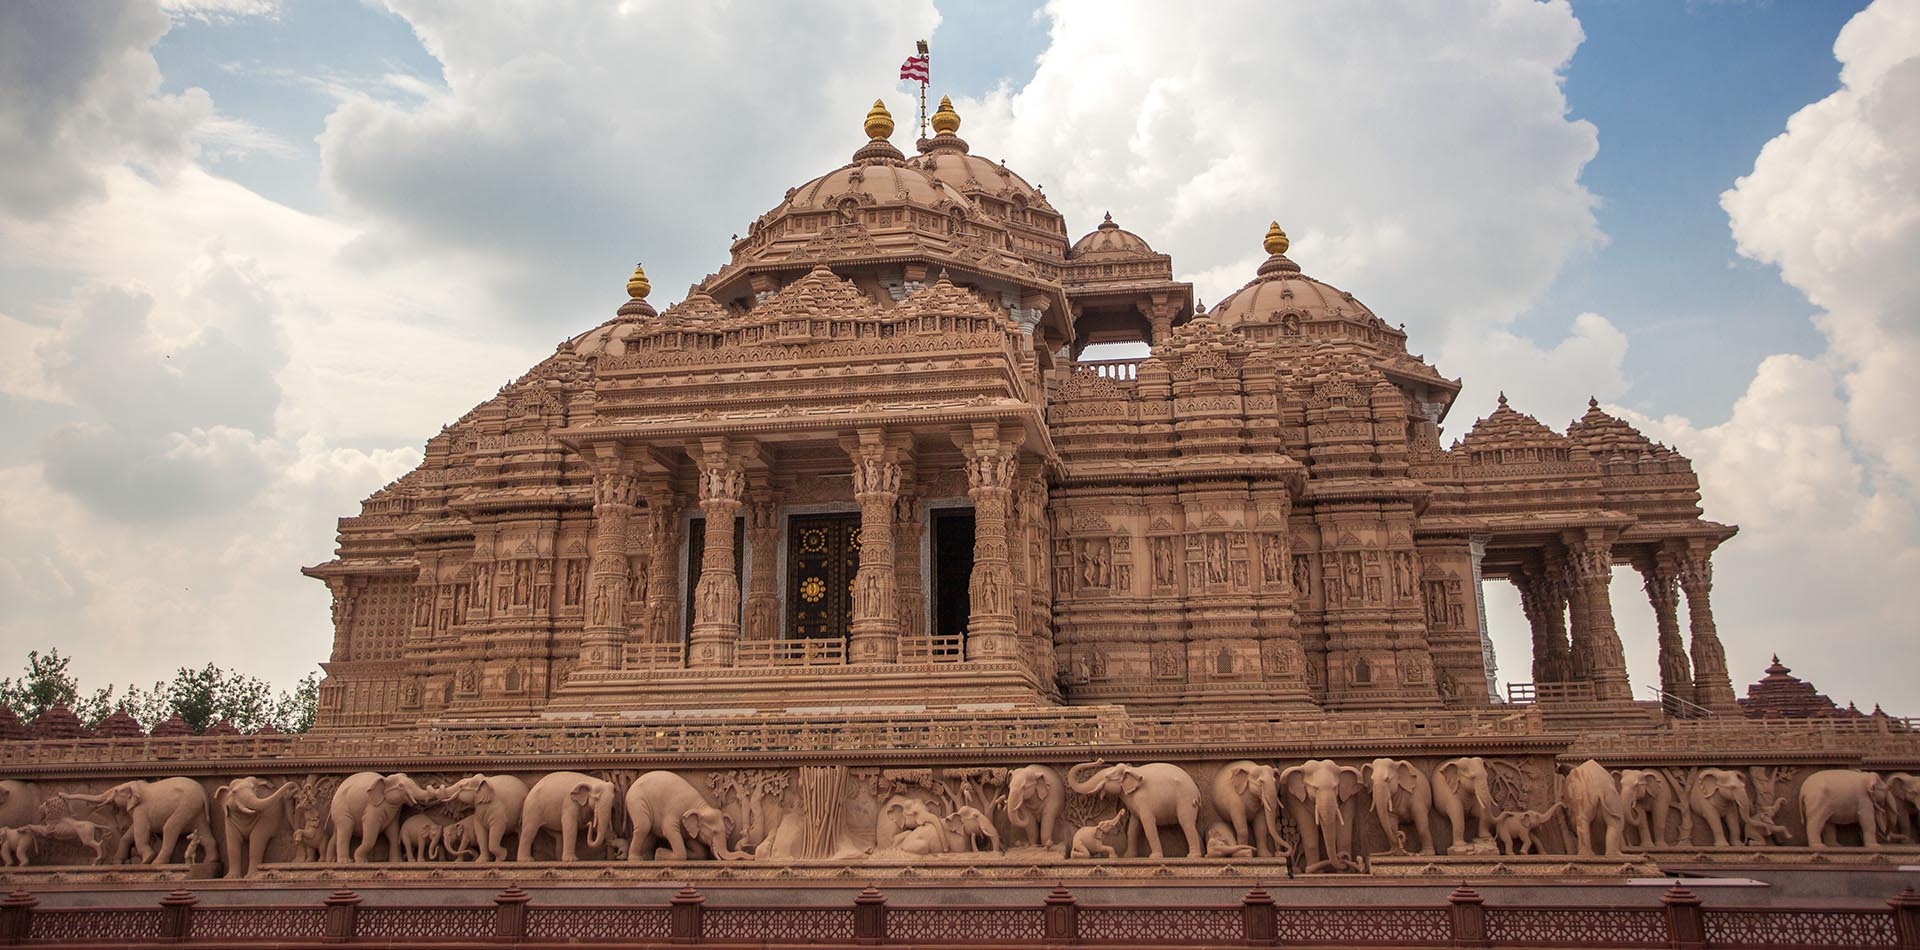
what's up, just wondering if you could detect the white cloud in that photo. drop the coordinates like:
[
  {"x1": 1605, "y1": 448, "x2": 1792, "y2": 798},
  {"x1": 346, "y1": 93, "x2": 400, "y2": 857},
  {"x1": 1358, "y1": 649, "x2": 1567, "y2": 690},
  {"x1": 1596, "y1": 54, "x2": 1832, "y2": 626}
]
[
  {"x1": 159, "y1": 0, "x2": 280, "y2": 24},
  {"x1": 1608, "y1": 0, "x2": 1920, "y2": 711}
]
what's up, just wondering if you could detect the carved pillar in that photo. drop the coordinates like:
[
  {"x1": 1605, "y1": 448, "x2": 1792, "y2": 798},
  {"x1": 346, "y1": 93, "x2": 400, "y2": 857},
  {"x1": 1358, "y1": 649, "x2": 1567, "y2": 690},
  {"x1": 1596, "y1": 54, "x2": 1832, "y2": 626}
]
[
  {"x1": 688, "y1": 448, "x2": 745, "y2": 668},
  {"x1": 848, "y1": 434, "x2": 903, "y2": 663},
  {"x1": 1677, "y1": 545, "x2": 1738, "y2": 711},
  {"x1": 581, "y1": 461, "x2": 642, "y2": 672},
  {"x1": 639, "y1": 487, "x2": 682, "y2": 645},
  {"x1": 743, "y1": 484, "x2": 780, "y2": 642},
  {"x1": 894, "y1": 480, "x2": 925, "y2": 640},
  {"x1": 1639, "y1": 551, "x2": 1694, "y2": 708},
  {"x1": 1562, "y1": 532, "x2": 1631, "y2": 702},
  {"x1": 959, "y1": 427, "x2": 1024, "y2": 661},
  {"x1": 1516, "y1": 556, "x2": 1571, "y2": 686}
]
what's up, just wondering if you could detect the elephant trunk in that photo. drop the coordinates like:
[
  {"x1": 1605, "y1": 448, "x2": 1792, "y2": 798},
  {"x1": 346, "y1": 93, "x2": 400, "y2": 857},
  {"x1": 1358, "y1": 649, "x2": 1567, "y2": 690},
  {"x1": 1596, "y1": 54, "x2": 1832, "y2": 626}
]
[
  {"x1": 586, "y1": 796, "x2": 612, "y2": 849},
  {"x1": 1066, "y1": 763, "x2": 1106, "y2": 796}
]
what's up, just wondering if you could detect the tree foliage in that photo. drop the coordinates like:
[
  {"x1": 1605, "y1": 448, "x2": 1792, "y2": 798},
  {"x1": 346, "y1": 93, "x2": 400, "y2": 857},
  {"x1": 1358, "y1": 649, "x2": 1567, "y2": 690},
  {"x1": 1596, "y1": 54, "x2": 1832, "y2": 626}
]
[{"x1": 0, "y1": 649, "x2": 318, "y2": 734}]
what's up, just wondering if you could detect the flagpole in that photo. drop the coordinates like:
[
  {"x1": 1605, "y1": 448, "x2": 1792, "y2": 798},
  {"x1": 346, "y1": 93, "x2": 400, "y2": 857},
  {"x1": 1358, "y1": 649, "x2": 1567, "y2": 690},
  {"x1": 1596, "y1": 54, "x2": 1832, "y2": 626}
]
[{"x1": 917, "y1": 39, "x2": 930, "y2": 140}]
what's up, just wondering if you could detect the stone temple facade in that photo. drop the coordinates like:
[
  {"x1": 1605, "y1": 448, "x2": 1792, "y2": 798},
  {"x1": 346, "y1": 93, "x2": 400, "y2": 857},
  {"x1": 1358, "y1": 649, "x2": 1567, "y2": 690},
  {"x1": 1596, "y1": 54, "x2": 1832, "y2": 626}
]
[
  {"x1": 2, "y1": 100, "x2": 1916, "y2": 943},
  {"x1": 304, "y1": 97, "x2": 1739, "y2": 731}
]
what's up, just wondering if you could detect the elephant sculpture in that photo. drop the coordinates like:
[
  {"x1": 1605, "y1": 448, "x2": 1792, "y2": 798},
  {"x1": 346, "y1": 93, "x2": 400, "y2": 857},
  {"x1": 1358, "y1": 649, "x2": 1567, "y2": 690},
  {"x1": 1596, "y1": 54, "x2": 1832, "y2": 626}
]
[
  {"x1": 1685, "y1": 768, "x2": 1754, "y2": 847},
  {"x1": 1562, "y1": 760, "x2": 1626, "y2": 856},
  {"x1": 1280, "y1": 759, "x2": 1365, "y2": 872},
  {"x1": 329, "y1": 772, "x2": 438, "y2": 863},
  {"x1": 1067, "y1": 809, "x2": 1127, "y2": 859},
  {"x1": 624, "y1": 770, "x2": 747, "y2": 861},
  {"x1": 436, "y1": 773, "x2": 528, "y2": 863},
  {"x1": 519, "y1": 771, "x2": 618, "y2": 862},
  {"x1": 1494, "y1": 803, "x2": 1563, "y2": 855},
  {"x1": 1801, "y1": 768, "x2": 1885, "y2": 848},
  {"x1": 399, "y1": 813, "x2": 443, "y2": 862},
  {"x1": 61, "y1": 777, "x2": 214, "y2": 865},
  {"x1": 0, "y1": 780, "x2": 40, "y2": 829},
  {"x1": 1001, "y1": 765, "x2": 1066, "y2": 849},
  {"x1": 443, "y1": 819, "x2": 481, "y2": 861},
  {"x1": 942, "y1": 805, "x2": 1001, "y2": 853},
  {"x1": 1211, "y1": 760, "x2": 1288, "y2": 857},
  {"x1": 1616, "y1": 769, "x2": 1675, "y2": 848},
  {"x1": 1432, "y1": 757, "x2": 1496, "y2": 853},
  {"x1": 213, "y1": 776, "x2": 296, "y2": 878},
  {"x1": 1067, "y1": 760, "x2": 1203, "y2": 859},
  {"x1": 1883, "y1": 773, "x2": 1920, "y2": 842},
  {"x1": 0, "y1": 827, "x2": 33, "y2": 866},
  {"x1": 1362, "y1": 757, "x2": 1436, "y2": 855},
  {"x1": 885, "y1": 797, "x2": 951, "y2": 855}
]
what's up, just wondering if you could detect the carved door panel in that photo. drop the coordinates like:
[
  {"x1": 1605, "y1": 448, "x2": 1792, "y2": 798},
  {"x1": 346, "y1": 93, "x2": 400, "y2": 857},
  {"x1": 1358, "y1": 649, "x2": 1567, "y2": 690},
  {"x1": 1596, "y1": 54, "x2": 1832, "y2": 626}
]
[{"x1": 788, "y1": 513, "x2": 860, "y2": 639}]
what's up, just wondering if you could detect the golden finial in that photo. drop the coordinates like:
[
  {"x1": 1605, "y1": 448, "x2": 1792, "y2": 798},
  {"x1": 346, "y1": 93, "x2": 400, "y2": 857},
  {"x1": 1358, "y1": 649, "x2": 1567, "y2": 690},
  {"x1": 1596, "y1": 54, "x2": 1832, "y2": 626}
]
[
  {"x1": 930, "y1": 95, "x2": 960, "y2": 135},
  {"x1": 864, "y1": 99, "x2": 895, "y2": 140},
  {"x1": 625, "y1": 262, "x2": 651, "y2": 300},
  {"x1": 1263, "y1": 221, "x2": 1290, "y2": 256}
]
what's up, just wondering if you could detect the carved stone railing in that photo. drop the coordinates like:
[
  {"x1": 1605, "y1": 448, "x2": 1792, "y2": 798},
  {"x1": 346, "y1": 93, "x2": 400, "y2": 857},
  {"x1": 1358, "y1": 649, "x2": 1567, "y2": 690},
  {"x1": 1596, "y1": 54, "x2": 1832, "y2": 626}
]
[
  {"x1": 1568, "y1": 716, "x2": 1920, "y2": 760},
  {"x1": 897, "y1": 633, "x2": 965, "y2": 663},
  {"x1": 1078, "y1": 358, "x2": 1141, "y2": 382},
  {"x1": 735, "y1": 637, "x2": 847, "y2": 667},
  {"x1": 1506, "y1": 682, "x2": 1597, "y2": 704},
  {"x1": 3, "y1": 883, "x2": 1911, "y2": 947},
  {"x1": 0, "y1": 706, "x2": 1557, "y2": 769},
  {"x1": 621, "y1": 642, "x2": 686, "y2": 669}
]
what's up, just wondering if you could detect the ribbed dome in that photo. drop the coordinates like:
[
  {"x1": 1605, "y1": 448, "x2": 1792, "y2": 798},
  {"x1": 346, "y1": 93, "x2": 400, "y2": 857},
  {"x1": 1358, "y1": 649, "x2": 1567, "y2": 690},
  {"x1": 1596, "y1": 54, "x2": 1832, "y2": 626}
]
[
  {"x1": 1208, "y1": 247, "x2": 1381, "y2": 331},
  {"x1": 1069, "y1": 213, "x2": 1156, "y2": 259},
  {"x1": 780, "y1": 160, "x2": 972, "y2": 216}
]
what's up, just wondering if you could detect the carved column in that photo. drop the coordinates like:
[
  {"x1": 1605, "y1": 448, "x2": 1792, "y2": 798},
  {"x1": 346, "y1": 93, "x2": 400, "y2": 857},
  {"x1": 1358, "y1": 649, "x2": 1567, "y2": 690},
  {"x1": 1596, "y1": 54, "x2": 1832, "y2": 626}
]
[
  {"x1": 1677, "y1": 545, "x2": 1738, "y2": 711},
  {"x1": 742, "y1": 484, "x2": 780, "y2": 642},
  {"x1": 639, "y1": 487, "x2": 682, "y2": 646},
  {"x1": 581, "y1": 461, "x2": 642, "y2": 672},
  {"x1": 688, "y1": 448, "x2": 745, "y2": 668},
  {"x1": 1639, "y1": 550, "x2": 1694, "y2": 708},
  {"x1": 1562, "y1": 532, "x2": 1631, "y2": 702},
  {"x1": 959, "y1": 427, "x2": 1024, "y2": 661},
  {"x1": 893, "y1": 480, "x2": 925, "y2": 641},
  {"x1": 848, "y1": 434, "x2": 903, "y2": 663},
  {"x1": 1516, "y1": 555, "x2": 1571, "y2": 686}
]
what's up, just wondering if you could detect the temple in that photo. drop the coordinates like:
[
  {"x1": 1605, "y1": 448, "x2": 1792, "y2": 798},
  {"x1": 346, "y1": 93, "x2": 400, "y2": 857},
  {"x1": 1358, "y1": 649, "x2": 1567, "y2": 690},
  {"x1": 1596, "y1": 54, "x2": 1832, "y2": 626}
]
[{"x1": 305, "y1": 96, "x2": 1738, "y2": 730}]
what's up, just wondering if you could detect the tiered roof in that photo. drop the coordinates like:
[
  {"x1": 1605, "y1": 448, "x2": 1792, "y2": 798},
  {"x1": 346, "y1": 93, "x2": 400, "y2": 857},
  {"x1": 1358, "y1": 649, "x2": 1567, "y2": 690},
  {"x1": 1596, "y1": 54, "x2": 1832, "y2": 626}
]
[{"x1": 1741, "y1": 656, "x2": 1864, "y2": 720}]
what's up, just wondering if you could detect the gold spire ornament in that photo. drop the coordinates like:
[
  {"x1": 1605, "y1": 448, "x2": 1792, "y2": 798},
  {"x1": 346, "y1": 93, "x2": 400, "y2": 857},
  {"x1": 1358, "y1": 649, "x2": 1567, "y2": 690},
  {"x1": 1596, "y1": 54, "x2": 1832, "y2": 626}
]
[
  {"x1": 865, "y1": 99, "x2": 895, "y2": 140},
  {"x1": 930, "y1": 95, "x2": 960, "y2": 135},
  {"x1": 625, "y1": 262, "x2": 651, "y2": 300},
  {"x1": 1263, "y1": 221, "x2": 1290, "y2": 256}
]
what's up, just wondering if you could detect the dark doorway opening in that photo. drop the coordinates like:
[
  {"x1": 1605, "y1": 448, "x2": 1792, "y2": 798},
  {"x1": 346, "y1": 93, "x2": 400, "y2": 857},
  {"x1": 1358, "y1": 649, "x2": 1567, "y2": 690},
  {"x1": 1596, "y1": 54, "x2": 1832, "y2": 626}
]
[
  {"x1": 932, "y1": 509, "x2": 976, "y2": 640},
  {"x1": 787, "y1": 513, "x2": 861, "y2": 639}
]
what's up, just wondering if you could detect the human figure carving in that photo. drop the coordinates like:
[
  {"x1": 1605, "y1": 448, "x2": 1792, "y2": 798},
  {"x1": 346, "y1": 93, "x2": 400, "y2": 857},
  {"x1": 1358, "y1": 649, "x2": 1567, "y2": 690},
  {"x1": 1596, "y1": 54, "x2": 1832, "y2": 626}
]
[{"x1": 1205, "y1": 821, "x2": 1257, "y2": 858}]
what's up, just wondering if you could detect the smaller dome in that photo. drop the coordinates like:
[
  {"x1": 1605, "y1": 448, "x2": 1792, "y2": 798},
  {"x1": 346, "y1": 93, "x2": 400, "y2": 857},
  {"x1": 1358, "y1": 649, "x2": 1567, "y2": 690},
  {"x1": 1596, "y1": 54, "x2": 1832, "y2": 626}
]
[
  {"x1": 1069, "y1": 213, "x2": 1156, "y2": 259},
  {"x1": 1209, "y1": 222, "x2": 1382, "y2": 330}
]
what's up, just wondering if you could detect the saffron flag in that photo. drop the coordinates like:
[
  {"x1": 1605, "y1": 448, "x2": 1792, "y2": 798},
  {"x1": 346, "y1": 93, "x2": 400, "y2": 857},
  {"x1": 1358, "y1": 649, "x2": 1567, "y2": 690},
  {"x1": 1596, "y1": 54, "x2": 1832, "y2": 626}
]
[{"x1": 899, "y1": 55, "x2": 929, "y2": 82}]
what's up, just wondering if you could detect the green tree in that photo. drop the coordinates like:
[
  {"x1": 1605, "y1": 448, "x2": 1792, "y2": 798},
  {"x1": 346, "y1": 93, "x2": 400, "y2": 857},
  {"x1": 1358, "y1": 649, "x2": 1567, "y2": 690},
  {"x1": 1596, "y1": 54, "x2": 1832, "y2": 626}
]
[{"x1": 0, "y1": 649, "x2": 81, "y2": 723}]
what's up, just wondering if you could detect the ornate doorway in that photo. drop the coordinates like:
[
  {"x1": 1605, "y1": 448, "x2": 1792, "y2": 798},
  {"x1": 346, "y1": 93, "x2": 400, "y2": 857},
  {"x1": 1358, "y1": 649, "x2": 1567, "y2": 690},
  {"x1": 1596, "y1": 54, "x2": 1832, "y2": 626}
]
[{"x1": 787, "y1": 513, "x2": 860, "y2": 639}]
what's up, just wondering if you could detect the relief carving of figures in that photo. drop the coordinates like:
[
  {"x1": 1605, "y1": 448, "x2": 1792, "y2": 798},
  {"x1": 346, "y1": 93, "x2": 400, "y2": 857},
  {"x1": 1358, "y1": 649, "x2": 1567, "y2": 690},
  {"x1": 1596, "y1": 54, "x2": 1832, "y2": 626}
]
[
  {"x1": 1261, "y1": 534, "x2": 1286, "y2": 585},
  {"x1": 1291, "y1": 554, "x2": 1311, "y2": 597},
  {"x1": 564, "y1": 560, "x2": 584, "y2": 607},
  {"x1": 512, "y1": 561, "x2": 531, "y2": 607},
  {"x1": 1078, "y1": 539, "x2": 1111, "y2": 589},
  {"x1": 1205, "y1": 534, "x2": 1229, "y2": 585},
  {"x1": 1151, "y1": 643, "x2": 1185, "y2": 680},
  {"x1": 1398, "y1": 652, "x2": 1429, "y2": 686},
  {"x1": 1342, "y1": 553, "x2": 1362, "y2": 600},
  {"x1": 1392, "y1": 552, "x2": 1417, "y2": 599},
  {"x1": 1151, "y1": 538, "x2": 1175, "y2": 588}
]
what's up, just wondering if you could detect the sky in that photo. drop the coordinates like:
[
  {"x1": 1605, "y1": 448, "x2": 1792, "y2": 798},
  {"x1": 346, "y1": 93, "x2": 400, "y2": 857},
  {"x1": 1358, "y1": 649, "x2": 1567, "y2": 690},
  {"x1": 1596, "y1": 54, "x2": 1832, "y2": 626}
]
[{"x1": 0, "y1": 0, "x2": 1915, "y2": 715}]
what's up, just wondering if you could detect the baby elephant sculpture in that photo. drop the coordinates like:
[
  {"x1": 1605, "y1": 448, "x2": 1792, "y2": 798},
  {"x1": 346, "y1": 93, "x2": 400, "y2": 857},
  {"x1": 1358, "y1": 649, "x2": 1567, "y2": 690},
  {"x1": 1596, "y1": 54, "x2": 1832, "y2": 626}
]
[
  {"x1": 1068, "y1": 809, "x2": 1128, "y2": 859},
  {"x1": 1494, "y1": 803, "x2": 1564, "y2": 856},
  {"x1": 1067, "y1": 760, "x2": 1203, "y2": 859},
  {"x1": 624, "y1": 770, "x2": 748, "y2": 861},
  {"x1": 1801, "y1": 768, "x2": 1885, "y2": 848},
  {"x1": 399, "y1": 813, "x2": 444, "y2": 862},
  {"x1": 943, "y1": 805, "x2": 1002, "y2": 853},
  {"x1": 887, "y1": 798, "x2": 951, "y2": 856}
]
